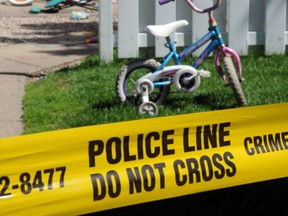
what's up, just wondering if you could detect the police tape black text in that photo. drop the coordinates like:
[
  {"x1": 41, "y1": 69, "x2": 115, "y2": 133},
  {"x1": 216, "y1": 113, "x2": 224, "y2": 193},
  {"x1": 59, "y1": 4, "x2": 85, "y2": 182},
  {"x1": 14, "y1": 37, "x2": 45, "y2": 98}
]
[
  {"x1": 244, "y1": 131, "x2": 288, "y2": 156},
  {"x1": 88, "y1": 122, "x2": 232, "y2": 167},
  {"x1": 90, "y1": 152, "x2": 236, "y2": 201},
  {"x1": 0, "y1": 166, "x2": 66, "y2": 198},
  {"x1": 88, "y1": 121, "x2": 234, "y2": 201}
]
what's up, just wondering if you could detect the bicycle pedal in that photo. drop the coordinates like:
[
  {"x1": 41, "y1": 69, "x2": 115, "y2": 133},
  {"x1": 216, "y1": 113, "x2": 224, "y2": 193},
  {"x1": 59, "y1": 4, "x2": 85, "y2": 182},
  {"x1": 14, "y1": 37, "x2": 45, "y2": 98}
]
[{"x1": 198, "y1": 69, "x2": 211, "y2": 78}]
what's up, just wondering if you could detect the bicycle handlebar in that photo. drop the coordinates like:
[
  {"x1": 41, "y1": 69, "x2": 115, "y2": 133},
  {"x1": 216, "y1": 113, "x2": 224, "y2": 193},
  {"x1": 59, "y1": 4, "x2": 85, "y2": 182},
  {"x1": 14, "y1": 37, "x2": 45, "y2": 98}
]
[
  {"x1": 159, "y1": 0, "x2": 222, "y2": 13},
  {"x1": 159, "y1": 0, "x2": 174, "y2": 5},
  {"x1": 185, "y1": 0, "x2": 222, "y2": 13}
]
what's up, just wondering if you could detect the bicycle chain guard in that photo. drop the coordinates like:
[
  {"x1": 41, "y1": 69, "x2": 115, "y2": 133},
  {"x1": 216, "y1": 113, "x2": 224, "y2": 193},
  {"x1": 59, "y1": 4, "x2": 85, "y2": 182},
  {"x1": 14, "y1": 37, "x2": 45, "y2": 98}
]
[
  {"x1": 173, "y1": 67, "x2": 210, "y2": 93},
  {"x1": 134, "y1": 65, "x2": 210, "y2": 116}
]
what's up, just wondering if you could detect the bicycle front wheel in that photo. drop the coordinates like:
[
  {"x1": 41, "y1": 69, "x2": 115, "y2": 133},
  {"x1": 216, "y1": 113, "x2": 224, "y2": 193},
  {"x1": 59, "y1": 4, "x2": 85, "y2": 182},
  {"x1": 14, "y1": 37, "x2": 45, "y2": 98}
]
[
  {"x1": 115, "y1": 59, "x2": 169, "y2": 105},
  {"x1": 223, "y1": 56, "x2": 247, "y2": 106}
]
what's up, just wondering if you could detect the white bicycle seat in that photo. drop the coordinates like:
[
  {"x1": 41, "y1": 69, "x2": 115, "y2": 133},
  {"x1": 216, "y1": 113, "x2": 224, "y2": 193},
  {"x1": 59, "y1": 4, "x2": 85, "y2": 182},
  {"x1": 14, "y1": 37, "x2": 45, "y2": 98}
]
[{"x1": 146, "y1": 20, "x2": 189, "y2": 37}]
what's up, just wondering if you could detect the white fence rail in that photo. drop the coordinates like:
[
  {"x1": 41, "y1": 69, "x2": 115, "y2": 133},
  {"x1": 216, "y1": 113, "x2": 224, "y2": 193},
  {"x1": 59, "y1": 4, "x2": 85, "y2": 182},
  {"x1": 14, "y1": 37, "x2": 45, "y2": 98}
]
[{"x1": 99, "y1": 0, "x2": 288, "y2": 61}]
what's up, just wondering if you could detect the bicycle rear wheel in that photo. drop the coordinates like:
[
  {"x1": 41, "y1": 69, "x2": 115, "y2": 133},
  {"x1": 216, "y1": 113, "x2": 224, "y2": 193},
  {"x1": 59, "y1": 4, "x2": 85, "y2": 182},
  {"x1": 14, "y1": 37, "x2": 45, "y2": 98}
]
[
  {"x1": 223, "y1": 56, "x2": 247, "y2": 106},
  {"x1": 115, "y1": 59, "x2": 169, "y2": 105}
]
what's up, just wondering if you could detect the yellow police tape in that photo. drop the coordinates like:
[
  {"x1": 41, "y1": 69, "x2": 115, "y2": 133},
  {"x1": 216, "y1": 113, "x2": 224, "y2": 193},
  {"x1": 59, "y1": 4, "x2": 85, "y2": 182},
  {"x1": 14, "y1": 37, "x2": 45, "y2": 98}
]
[{"x1": 1, "y1": 102, "x2": 288, "y2": 215}]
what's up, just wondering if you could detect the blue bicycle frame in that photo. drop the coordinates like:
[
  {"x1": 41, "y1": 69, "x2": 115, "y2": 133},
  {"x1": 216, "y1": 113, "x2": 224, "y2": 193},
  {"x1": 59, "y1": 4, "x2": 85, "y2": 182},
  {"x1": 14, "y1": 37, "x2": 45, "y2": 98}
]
[
  {"x1": 153, "y1": 19, "x2": 224, "y2": 87},
  {"x1": 154, "y1": 13, "x2": 242, "y2": 87}
]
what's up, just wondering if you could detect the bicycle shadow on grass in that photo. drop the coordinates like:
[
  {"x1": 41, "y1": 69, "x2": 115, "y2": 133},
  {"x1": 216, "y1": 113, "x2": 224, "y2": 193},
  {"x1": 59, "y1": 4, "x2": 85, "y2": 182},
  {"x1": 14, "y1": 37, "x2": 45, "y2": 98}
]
[
  {"x1": 91, "y1": 100, "x2": 117, "y2": 111},
  {"x1": 164, "y1": 91, "x2": 238, "y2": 112},
  {"x1": 86, "y1": 92, "x2": 239, "y2": 125}
]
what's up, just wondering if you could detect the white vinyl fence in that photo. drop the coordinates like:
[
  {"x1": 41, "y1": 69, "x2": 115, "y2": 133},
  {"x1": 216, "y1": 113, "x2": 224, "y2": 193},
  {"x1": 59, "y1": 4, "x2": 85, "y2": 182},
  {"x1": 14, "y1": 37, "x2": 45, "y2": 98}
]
[{"x1": 99, "y1": 0, "x2": 288, "y2": 61}]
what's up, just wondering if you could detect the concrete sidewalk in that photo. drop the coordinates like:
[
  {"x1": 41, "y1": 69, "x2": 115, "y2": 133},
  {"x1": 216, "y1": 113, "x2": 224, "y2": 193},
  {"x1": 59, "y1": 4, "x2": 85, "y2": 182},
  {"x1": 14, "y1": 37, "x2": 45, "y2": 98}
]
[{"x1": 0, "y1": 1, "x2": 98, "y2": 138}]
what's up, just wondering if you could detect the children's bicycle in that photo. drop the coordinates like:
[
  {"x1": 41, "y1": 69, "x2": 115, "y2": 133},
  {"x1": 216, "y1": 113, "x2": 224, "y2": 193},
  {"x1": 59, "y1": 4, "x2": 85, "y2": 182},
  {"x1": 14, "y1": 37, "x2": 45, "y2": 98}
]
[{"x1": 115, "y1": 0, "x2": 246, "y2": 116}]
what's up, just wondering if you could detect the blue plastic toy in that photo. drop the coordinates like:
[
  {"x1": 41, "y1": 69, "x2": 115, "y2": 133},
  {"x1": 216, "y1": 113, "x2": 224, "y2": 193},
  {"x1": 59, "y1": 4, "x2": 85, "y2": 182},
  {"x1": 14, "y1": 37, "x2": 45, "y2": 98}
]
[{"x1": 30, "y1": 0, "x2": 96, "y2": 14}]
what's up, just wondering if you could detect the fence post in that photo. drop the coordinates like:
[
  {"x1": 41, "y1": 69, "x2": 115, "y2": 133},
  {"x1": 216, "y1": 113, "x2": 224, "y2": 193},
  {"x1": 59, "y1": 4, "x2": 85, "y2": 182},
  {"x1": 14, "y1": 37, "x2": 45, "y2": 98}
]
[
  {"x1": 265, "y1": 0, "x2": 287, "y2": 55},
  {"x1": 155, "y1": 0, "x2": 176, "y2": 57},
  {"x1": 99, "y1": 0, "x2": 114, "y2": 62},
  {"x1": 227, "y1": 0, "x2": 249, "y2": 55},
  {"x1": 118, "y1": 0, "x2": 139, "y2": 58},
  {"x1": 192, "y1": 0, "x2": 214, "y2": 56}
]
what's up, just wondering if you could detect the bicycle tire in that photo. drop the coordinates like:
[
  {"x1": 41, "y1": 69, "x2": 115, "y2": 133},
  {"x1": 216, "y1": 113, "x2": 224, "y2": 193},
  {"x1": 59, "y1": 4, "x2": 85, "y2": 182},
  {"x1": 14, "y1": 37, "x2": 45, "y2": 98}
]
[
  {"x1": 115, "y1": 59, "x2": 169, "y2": 105},
  {"x1": 223, "y1": 56, "x2": 247, "y2": 106}
]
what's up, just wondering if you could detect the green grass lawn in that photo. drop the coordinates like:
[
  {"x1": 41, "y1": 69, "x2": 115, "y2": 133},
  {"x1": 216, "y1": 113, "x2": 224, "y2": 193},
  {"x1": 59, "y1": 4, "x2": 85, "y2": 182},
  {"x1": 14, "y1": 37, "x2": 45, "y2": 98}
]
[
  {"x1": 23, "y1": 51, "x2": 288, "y2": 215},
  {"x1": 23, "y1": 52, "x2": 288, "y2": 134}
]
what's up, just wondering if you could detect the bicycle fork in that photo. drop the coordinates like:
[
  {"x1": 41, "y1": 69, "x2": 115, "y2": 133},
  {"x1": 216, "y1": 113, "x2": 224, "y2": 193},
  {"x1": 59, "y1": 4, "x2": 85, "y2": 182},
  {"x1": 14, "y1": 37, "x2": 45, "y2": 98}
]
[{"x1": 215, "y1": 46, "x2": 244, "y2": 83}]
